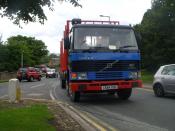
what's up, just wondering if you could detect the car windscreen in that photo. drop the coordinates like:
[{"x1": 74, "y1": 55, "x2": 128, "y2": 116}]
[{"x1": 19, "y1": 68, "x2": 27, "y2": 72}]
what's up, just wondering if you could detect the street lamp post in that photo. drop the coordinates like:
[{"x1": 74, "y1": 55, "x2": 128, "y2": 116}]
[
  {"x1": 21, "y1": 50, "x2": 23, "y2": 68},
  {"x1": 100, "y1": 15, "x2": 110, "y2": 21}
]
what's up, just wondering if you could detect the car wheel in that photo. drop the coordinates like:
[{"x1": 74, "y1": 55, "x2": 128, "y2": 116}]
[
  {"x1": 29, "y1": 76, "x2": 34, "y2": 82},
  {"x1": 38, "y1": 76, "x2": 41, "y2": 81},
  {"x1": 117, "y1": 88, "x2": 132, "y2": 100},
  {"x1": 153, "y1": 84, "x2": 164, "y2": 97},
  {"x1": 68, "y1": 86, "x2": 80, "y2": 102}
]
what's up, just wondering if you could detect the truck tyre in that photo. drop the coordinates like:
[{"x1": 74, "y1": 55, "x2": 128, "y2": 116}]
[
  {"x1": 66, "y1": 81, "x2": 70, "y2": 96},
  {"x1": 117, "y1": 88, "x2": 132, "y2": 100},
  {"x1": 61, "y1": 79, "x2": 66, "y2": 89},
  {"x1": 68, "y1": 87, "x2": 80, "y2": 102},
  {"x1": 153, "y1": 84, "x2": 164, "y2": 97}
]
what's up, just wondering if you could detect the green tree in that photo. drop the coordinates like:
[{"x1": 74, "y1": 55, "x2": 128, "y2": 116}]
[
  {"x1": 0, "y1": 0, "x2": 81, "y2": 25},
  {"x1": 0, "y1": 43, "x2": 9, "y2": 71},
  {"x1": 0, "y1": 34, "x2": 2, "y2": 44},
  {"x1": 1, "y1": 35, "x2": 49, "y2": 71},
  {"x1": 134, "y1": 0, "x2": 175, "y2": 71}
]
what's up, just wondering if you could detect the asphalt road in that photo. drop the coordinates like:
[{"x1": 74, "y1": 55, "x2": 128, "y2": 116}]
[{"x1": 0, "y1": 78, "x2": 175, "y2": 131}]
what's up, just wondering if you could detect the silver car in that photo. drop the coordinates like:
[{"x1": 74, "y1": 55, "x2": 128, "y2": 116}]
[{"x1": 153, "y1": 64, "x2": 175, "y2": 97}]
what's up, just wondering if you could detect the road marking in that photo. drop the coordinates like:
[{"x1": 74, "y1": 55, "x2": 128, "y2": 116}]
[
  {"x1": 68, "y1": 105, "x2": 119, "y2": 131},
  {"x1": 53, "y1": 84, "x2": 58, "y2": 99},
  {"x1": 30, "y1": 83, "x2": 45, "y2": 89},
  {"x1": 137, "y1": 88, "x2": 153, "y2": 92},
  {"x1": 0, "y1": 94, "x2": 8, "y2": 99},
  {"x1": 27, "y1": 93, "x2": 44, "y2": 96},
  {"x1": 50, "y1": 90, "x2": 55, "y2": 100},
  {"x1": 82, "y1": 111, "x2": 118, "y2": 131},
  {"x1": 54, "y1": 98, "x2": 118, "y2": 131}
]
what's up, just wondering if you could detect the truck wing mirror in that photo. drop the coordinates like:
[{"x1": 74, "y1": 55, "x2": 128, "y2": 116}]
[
  {"x1": 64, "y1": 37, "x2": 70, "y2": 49},
  {"x1": 136, "y1": 32, "x2": 142, "y2": 45}
]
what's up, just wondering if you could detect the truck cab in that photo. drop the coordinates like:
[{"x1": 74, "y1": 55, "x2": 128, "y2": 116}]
[{"x1": 60, "y1": 19, "x2": 142, "y2": 102}]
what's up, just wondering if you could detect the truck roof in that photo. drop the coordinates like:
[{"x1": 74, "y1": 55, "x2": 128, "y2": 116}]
[{"x1": 72, "y1": 24, "x2": 133, "y2": 29}]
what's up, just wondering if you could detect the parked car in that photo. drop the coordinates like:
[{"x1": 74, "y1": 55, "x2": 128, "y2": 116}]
[
  {"x1": 35, "y1": 68, "x2": 42, "y2": 74},
  {"x1": 17, "y1": 67, "x2": 42, "y2": 82},
  {"x1": 153, "y1": 64, "x2": 175, "y2": 97},
  {"x1": 46, "y1": 68, "x2": 56, "y2": 78}
]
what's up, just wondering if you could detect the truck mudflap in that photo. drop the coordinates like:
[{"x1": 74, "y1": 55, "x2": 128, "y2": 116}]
[{"x1": 69, "y1": 80, "x2": 142, "y2": 92}]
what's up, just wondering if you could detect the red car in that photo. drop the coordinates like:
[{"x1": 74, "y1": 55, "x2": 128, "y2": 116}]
[{"x1": 17, "y1": 67, "x2": 42, "y2": 82}]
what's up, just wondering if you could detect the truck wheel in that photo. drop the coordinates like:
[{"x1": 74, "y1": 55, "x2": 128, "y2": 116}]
[
  {"x1": 61, "y1": 79, "x2": 66, "y2": 89},
  {"x1": 69, "y1": 87, "x2": 80, "y2": 102},
  {"x1": 117, "y1": 88, "x2": 132, "y2": 100},
  {"x1": 66, "y1": 81, "x2": 70, "y2": 96}
]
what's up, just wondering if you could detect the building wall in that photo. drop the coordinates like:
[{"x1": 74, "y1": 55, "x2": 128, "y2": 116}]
[{"x1": 0, "y1": 72, "x2": 16, "y2": 80}]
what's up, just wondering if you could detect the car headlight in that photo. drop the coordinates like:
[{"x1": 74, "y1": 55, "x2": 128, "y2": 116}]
[
  {"x1": 129, "y1": 72, "x2": 139, "y2": 79},
  {"x1": 78, "y1": 73, "x2": 87, "y2": 80}
]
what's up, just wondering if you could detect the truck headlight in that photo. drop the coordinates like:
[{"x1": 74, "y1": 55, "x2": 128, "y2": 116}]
[
  {"x1": 78, "y1": 73, "x2": 87, "y2": 80},
  {"x1": 129, "y1": 72, "x2": 138, "y2": 79},
  {"x1": 138, "y1": 71, "x2": 141, "y2": 79}
]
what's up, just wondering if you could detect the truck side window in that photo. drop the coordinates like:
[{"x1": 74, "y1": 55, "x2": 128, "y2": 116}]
[{"x1": 70, "y1": 31, "x2": 74, "y2": 50}]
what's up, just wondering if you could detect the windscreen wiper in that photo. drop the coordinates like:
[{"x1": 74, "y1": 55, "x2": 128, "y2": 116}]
[
  {"x1": 119, "y1": 45, "x2": 136, "y2": 49},
  {"x1": 90, "y1": 47, "x2": 109, "y2": 50}
]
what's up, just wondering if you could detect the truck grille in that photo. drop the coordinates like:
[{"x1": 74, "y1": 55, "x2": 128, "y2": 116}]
[
  {"x1": 96, "y1": 72, "x2": 123, "y2": 79},
  {"x1": 71, "y1": 60, "x2": 139, "y2": 72}
]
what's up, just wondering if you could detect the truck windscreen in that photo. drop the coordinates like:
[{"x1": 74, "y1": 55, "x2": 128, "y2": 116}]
[{"x1": 74, "y1": 27, "x2": 138, "y2": 51}]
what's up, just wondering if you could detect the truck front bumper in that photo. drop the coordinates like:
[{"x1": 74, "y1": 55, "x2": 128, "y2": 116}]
[{"x1": 70, "y1": 80, "x2": 142, "y2": 92}]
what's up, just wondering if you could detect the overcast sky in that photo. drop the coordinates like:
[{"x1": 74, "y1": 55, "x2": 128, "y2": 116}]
[{"x1": 0, "y1": 0, "x2": 152, "y2": 54}]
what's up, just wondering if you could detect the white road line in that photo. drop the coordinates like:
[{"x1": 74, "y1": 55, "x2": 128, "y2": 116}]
[
  {"x1": 27, "y1": 93, "x2": 44, "y2": 96},
  {"x1": 30, "y1": 83, "x2": 45, "y2": 89},
  {"x1": 50, "y1": 90, "x2": 55, "y2": 100},
  {"x1": 53, "y1": 84, "x2": 58, "y2": 99}
]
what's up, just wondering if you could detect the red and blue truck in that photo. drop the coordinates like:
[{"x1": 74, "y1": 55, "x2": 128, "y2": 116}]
[{"x1": 60, "y1": 18, "x2": 142, "y2": 102}]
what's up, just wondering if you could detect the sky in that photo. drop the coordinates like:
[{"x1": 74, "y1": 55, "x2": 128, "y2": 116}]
[{"x1": 0, "y1": 0, "x2": 152, "y2": 54}]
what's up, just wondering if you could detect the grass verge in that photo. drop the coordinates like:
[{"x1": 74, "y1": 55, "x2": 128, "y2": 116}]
[
  {"x1": 141, "y1": 70, "x2": 154, "y2": 84},
  {"x1": 0, "y1": 80, "x2": 8, "y2": 83},
  {"x1": 0, "y1": 101, "x2": 56, "y2": 131}
]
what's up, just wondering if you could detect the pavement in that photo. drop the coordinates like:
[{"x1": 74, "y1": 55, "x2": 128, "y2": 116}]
[{"x1": 143, "y1": 83, "x2": 152, "y2": 89}]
